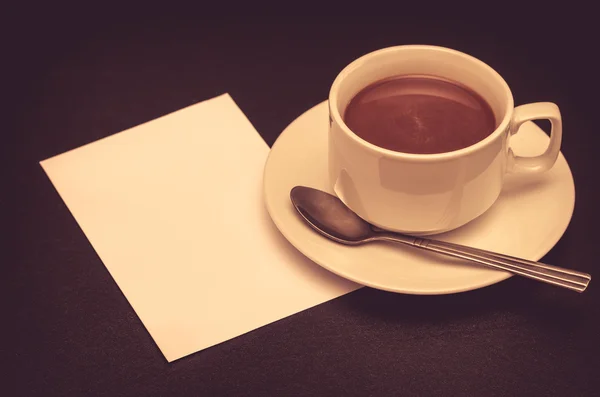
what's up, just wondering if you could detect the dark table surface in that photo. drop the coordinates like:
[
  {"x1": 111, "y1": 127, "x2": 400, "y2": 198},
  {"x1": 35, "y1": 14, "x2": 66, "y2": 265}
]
[{"x1": 9, "y1": 6, "x2": 600, "y2": 397}]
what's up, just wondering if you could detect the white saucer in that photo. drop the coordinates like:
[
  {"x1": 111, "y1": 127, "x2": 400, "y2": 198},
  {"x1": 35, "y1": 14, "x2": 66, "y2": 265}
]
[{"x1": 263, "y1": 101, "x2": 575, "y2": 295}]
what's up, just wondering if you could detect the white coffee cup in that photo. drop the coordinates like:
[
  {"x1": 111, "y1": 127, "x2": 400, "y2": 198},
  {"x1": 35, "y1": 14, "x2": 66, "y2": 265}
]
[{"x1": 328, "y1": 45, "x2": 562, "y2": 235}]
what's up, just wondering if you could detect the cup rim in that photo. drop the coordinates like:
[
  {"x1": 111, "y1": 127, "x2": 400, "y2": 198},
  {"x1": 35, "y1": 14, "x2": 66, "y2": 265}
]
[{"x1": 328, "y1": 45, "x2": 515, "y2": 161}]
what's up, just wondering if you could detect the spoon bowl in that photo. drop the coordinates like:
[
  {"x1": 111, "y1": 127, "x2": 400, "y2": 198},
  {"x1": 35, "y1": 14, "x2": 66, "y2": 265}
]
[{"x1": 290, "y1": 186, "x2": 374, "y2": 244}]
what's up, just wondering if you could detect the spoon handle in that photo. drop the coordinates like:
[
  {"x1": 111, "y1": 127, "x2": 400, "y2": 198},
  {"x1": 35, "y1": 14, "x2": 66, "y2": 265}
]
[{"x1": 379, "y1": 234, "x2": 591, "y2": 292}]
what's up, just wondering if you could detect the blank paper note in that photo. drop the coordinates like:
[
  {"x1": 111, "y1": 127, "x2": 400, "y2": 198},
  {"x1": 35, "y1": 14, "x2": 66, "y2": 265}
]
[{"x1": 40, "y1": 94, "x2": 359, "y2": 362}]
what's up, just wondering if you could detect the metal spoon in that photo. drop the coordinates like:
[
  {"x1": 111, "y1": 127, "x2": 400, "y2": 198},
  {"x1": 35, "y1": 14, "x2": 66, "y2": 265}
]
[{"x1": 290, "y1": 186, "x2": 591, "y2": 293}]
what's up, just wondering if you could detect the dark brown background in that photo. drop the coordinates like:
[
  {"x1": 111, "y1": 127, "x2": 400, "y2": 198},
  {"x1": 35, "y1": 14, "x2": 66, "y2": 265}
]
[{"x1": 9, "y1": 5, "x2": 600, "y2": 396}]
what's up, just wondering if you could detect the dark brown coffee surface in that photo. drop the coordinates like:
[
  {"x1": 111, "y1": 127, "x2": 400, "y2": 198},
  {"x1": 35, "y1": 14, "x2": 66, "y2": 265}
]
[{"x1": 343, "y1": 75, "x2": 496, "y2": 154}]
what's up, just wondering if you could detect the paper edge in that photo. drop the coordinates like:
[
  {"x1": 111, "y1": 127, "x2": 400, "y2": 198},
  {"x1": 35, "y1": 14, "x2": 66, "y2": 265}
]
[{"x1": 39, "y1": 93, "x2": 234, "y2": 166}]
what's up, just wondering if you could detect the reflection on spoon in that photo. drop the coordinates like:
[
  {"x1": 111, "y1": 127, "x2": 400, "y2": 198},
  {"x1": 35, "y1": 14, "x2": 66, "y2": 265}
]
[{"x1": 290, "y1": 186, "x2": 590, "y2": 293}]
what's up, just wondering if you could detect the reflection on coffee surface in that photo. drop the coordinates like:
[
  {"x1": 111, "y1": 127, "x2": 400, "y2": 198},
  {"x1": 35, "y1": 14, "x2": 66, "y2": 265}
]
[{"x1": 343, "y1": 75, "x2": 496, "y2": 154}]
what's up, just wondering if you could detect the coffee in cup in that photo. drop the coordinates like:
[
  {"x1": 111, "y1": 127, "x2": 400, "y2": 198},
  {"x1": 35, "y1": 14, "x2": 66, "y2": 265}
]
[{"x1": 343, "y1": 74, "x2": 496, "y2": 154}]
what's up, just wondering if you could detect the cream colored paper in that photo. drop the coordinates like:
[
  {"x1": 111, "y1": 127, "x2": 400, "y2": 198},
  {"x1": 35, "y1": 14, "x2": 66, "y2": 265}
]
[{"x1": 40, "y1": 94, "x2": 359, "y2": 362}]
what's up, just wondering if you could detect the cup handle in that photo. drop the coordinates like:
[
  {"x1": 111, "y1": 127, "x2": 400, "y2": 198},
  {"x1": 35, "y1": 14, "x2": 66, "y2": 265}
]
[{"x1": 509, "y1": 102, "x2": 562, "y2": 174}]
